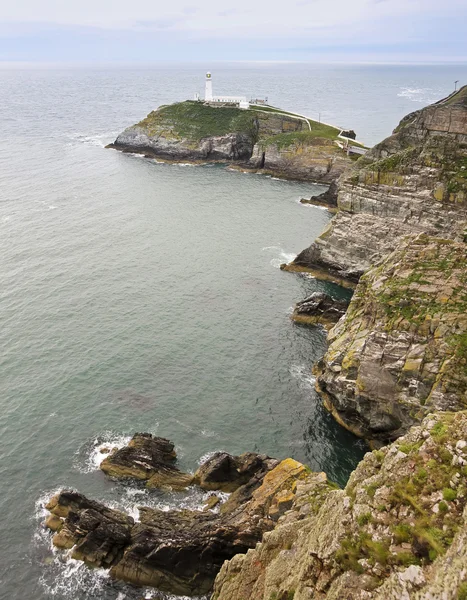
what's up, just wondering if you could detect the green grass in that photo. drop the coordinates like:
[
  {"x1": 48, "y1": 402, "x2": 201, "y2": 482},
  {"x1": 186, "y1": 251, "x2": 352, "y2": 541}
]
[
  {"x1": 138, "y1": 101, "x2": 258, "y2": 142},
  {"x1": 261, "y1": 124, "x2": 341, "y2": 149}
]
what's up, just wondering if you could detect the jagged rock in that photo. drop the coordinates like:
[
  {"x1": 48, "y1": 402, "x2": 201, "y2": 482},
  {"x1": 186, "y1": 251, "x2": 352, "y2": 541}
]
[
  {"x1": 44, "y1": 459, "x2": 308, "y2": 596},
  {"x1": 291, "y1": 291, "x2": 350, "y2": 328},
  {"x1": 47, "y1": 491, "x2": 134, "y2": 565},
  {"x1": 287, "y1": 86, "x2": 467, "y2": 282},
  {"x1": 315, "y1": 234, "x2": 467, "y2": 444},
  {"x1": 300, "y1": 180, "x2": 339, "y2": 208},
  {"x1": 193, "y1": 451, "x2": 279, "y2": 492},
  {"x1": 100, "y1": 433, "x2": 193, "y2": 490},
  {"x1": 213, "y1": 412, "x2": 467, "y2": 600}
]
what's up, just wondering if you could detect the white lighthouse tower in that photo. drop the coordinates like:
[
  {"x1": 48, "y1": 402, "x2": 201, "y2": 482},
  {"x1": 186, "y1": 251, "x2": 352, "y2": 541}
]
[{"x1": 205, "y1": 72, "x2": 213, "y2": 101}]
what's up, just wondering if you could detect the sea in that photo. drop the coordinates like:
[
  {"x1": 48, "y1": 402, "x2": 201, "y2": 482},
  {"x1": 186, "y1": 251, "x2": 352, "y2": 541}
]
[{"x1": 0, "y1": 62, "x2": 465, "y2": 600}]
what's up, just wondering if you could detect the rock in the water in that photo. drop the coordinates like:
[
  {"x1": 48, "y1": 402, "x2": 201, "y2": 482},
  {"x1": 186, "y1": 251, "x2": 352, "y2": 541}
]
[
  {"x1": 100, "y1": 433, "x2": 193, "y2": 490},
  {"x1": 47, "y1": 491, "x2": 134, "y2": 565},
  {"x1": 193, "y1": 451, "x2": 279, "y2": 492},
  {"x1": 291, "y1": 291, "x2": 350, "y2": 328},
  {"x1": 45, "y1": 458, "x2": 308, "y2": 596},
  {"x1": 300, "y1": 181, "x2": 339, "y2": 208}
]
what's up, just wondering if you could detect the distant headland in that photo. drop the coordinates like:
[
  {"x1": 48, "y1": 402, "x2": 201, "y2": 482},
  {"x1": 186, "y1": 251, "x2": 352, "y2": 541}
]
[{"x1": 107, "y1": 71, "x2": 366, "y2": 184}]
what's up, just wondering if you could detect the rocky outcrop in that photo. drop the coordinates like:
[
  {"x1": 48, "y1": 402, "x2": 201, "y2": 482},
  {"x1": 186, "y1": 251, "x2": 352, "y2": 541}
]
[
  {"x1": 315, "y1": 234, "x2": 467, "y2": 444},
  {"x1": 193, "y1": 451, "x2": 279, "y2": 492},
  {"x1": 300, "y1": 180, "x2": 339, "y2": 209},
  {"x1": 213, "y1": 411, "x2": 467, "y2": 600},
  {"x1": 44, "y1": 450, "x2": 307, "y2": 595},
  {"x1": 248, "y1": 138, "x2": 350, "y2": 182},
  {"x1": 109, "y1": 101, "x2": 354, "y2": 182},
  {"x1": 100, "y1": 433, "x2": 193, "y2": 490},
  {"x1": 287, "y1": 86, "x2": 467, "y2": 281},
  {"x1": 291, "y1": 291, "x2": 350, "y2": 328}
]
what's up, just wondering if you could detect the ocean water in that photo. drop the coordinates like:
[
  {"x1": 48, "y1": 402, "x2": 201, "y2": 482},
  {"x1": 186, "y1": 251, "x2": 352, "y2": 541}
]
[{"x1": 0, "y1": 63, "x2": 466, "y2": 600}]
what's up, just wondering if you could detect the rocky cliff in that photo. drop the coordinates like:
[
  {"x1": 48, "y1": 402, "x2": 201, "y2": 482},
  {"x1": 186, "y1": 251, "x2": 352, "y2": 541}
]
[
  {"x1": 109, "y1": 101, "x2": 353, "y2": 182},
  {"x1": 213, "y1": 410, "x2": 467, "y2": 600},
  {"x1": 316, "y1": 234, "x2": 467, "y2": 444},
  {"x1": 287, "y1": 86, "x2": 467, "y2": 281}
]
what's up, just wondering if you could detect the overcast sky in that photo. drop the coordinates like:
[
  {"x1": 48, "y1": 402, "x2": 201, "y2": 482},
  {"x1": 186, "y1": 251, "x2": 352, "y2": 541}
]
[{"x1": 0, "y1": 0, "x2": 465, "y2": 63}]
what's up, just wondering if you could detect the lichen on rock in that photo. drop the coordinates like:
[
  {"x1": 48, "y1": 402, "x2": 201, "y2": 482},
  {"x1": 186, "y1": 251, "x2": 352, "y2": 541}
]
[
  {"x1": 288, "y1": 86, "x2": 467, "y2": 281},
  {"x1": 316, "y1": 234, "x2": 467, "y2": 443},
  {"x1": 212, "y1": 411, "x2": 467, "y2": 600}
]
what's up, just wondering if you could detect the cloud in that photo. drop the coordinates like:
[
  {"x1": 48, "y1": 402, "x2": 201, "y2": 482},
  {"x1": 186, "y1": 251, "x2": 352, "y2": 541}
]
[{"x1": 0, "y1": 0, "x2": 465, "y2": 62}]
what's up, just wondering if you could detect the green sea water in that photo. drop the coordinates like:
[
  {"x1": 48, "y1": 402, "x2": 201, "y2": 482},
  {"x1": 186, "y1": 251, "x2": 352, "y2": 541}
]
[{"x1": 2, "y1": 63, "x2": 464, "y2": 599}]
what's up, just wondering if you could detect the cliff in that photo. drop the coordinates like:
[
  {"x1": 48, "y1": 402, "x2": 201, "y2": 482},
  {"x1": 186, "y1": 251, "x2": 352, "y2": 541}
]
[
  {"x1": 286, "y1": 86, "x2": 467, "y2": 281},
  {"x1": 109, "y1": 101, "x2": 353, "y2": 182},
  {"x1": 316, "y1": 234, "x2": 467, "y2": 444},
  {"x1": 213, "y1": 410, "x2": 467, "y2": 600}
]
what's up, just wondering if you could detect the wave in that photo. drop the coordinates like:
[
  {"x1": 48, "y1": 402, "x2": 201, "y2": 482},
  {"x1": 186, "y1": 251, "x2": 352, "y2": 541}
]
[
  {"x1": 295, "y1": 199, "x2": 328, "y2": 210},
  {"x1": 289, "y1": 364, "x2": 316, "y2": 389},
  {"x1": 73, "y1": 431, "x2": 132, "y2": 474},
  {"x1": 397, "y1": 87, "x2": 442, "y2": 104},
  {"x1": 261, "y1": 245, "x2": 297, "y2": 268},
  {"x1": 66, "y1": 131, "x2": 117, "y2": 148}
]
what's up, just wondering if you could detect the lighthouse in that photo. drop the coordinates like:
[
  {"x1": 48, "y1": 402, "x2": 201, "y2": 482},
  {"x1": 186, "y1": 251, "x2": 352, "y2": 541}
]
[{"x1": 205, "y1": 72, "x2": 213, "y2": 101}]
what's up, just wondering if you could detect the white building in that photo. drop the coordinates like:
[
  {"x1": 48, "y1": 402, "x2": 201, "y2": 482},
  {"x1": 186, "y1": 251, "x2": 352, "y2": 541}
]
[{"x1": 195, "y1": 72, "x2": 250, "y2": 109}]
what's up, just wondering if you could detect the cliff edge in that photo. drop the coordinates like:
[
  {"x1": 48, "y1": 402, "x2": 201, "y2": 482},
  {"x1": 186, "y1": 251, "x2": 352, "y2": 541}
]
[
  {"x1": 286, "y1": 86, "x2": 467, "y2": 281},
  {"x1": 214, "y1": 411, "x2": 467, "y2": 600}
]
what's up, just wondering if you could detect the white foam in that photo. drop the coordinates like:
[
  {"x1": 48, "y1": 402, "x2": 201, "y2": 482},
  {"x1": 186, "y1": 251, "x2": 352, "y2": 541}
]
[
  {"x1": 197, "y1": 450, "x2": 222, "y2": 465},
  {"x1": 67, "y1": 131, "x2": 117, "y2": 147},
  {"x1": 33, "y1": 486, "x2": 213, "y2": 599},
  {"x1": 200, "y1": 429, "x2": 217, "y2": 438},
  {"x1": 397, "y1": 87, "x2": 441, "y2": 104},
  {"x1": 289, "y1": 364, "x2": 316, "y2": 389},
  {"x1": 262, "y1": 245, "x2": 297, "y2": 269},
  {"x1": 74, "y1": 432, "x2": 132, "y2": 473}
]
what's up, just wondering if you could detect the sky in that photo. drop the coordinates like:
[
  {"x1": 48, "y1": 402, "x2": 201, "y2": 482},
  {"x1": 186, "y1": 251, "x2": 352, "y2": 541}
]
[{"x1": 0, "y1": 0, "x2": 466, "y2": 64}]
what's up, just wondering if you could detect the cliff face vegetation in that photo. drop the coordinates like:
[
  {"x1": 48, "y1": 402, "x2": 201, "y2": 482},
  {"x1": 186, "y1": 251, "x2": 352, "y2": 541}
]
[
  {"x1": 213, "y1": 411, "x2": 467, "y2": 600},
  {"x1": 109, "y1": 101, "x2": 353, "y2": 181},
  {"x1": 289, "y1": 86, "x2": 467, "y2": 280},
  {"x1": 316, "y1": 234, "x2": 467, "y2": 444}
]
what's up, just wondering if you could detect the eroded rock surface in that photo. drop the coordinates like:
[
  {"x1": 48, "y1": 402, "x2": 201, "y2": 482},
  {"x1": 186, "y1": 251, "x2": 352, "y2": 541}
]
[
  {"x1": 193, "y1": 451, "x2": 279, "y2": 492},
  {"x1": 292, "y1": 291, "x2": 350, "y2": 328},
  {"x1": 316, "y1": 234, "x2": 467, "y2": 443},
  {"x1": 100, "y1": 433, "x2": 193, "y2": 490},
  {"x1": 45, "y1": 455, "x2": 307, "y2": 595},
  {"x1": 288, "y1": 86, "x2": 467, "y2": 281},
  {"x1": 213, "y1": 411, "x2": 467, "y2": 600}
]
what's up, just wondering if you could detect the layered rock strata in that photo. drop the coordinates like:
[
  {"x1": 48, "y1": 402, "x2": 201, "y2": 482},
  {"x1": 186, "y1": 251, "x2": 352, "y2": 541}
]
[
  {"x1": 213, "y1": 411, "x2": 467, "y2": 600},
  {"x1": 100, "y1": 433, "x2": 193, "y2": 489},
  {"x1": 316, "y1": 234, "x2": 467, "y2": 444},
  {"x1": 193, "y1": 451, "x2": 279, "y2": 492},
  {"x1": 44, "y1": 453, "x2": 307, "y2": 595},
  {"x1": 291, "y1": 291, "x2": 350, "y2": 329},
  {"x1": 287, "y1": 86, "x2": 467, "y2": 281},
  {"x1": 109, "y1": 101, "x2": 353, "y2": 182}
]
